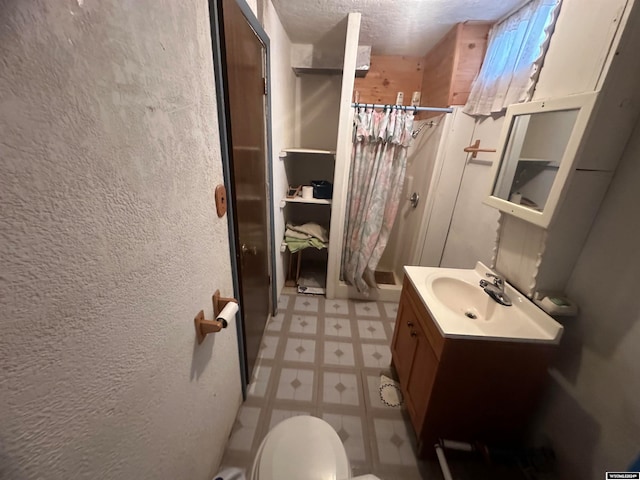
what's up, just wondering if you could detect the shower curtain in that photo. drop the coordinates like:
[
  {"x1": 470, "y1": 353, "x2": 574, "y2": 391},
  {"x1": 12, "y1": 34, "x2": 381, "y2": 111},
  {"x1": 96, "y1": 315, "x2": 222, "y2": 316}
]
[{"x1": 341, "y1": 107, "x2": 414, "y2": 295}]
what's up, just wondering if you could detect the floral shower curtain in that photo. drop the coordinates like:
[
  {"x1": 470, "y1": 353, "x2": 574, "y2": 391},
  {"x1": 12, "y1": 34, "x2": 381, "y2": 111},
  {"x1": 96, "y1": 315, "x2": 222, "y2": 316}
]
[{"x1": 341, "y1": 107, "x2": 414, "y2": 295}]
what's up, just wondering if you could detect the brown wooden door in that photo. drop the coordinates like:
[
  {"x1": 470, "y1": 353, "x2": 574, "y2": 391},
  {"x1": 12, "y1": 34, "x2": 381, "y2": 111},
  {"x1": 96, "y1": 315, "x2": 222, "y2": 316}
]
[{"x1": 221, "y1": 0, "x2": 271, "y2": 379}]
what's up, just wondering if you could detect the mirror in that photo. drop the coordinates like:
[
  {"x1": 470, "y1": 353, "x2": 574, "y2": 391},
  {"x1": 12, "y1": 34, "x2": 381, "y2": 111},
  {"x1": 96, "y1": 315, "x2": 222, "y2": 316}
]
[
  {"x1": 493, "y1": 109, "x2": 579, "y2": 211},
  {"x1": 485, "y1": 92, "x2": 598, "y2": 228}
]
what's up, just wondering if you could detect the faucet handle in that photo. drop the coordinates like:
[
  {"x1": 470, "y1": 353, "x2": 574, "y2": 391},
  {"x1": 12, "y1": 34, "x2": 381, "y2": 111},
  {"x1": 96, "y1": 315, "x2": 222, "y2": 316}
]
[{"x1": 485, "y1": 272, "x2": 504, "y2": 287}]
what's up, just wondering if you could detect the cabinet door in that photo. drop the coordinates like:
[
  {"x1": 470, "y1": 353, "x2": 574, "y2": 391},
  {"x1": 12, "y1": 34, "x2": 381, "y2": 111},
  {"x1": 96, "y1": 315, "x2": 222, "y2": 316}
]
[
  {"x1": 406, "y1": 320, "x2": 439, "y2": 433},
  {"x1": 391, "y1": 294, "x2": 419, "y2": 387}
]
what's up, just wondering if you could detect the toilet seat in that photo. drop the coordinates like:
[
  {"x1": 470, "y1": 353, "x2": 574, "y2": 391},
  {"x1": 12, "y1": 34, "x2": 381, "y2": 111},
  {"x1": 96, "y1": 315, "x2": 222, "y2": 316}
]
[{"x1": 251, "y1": 416, "x2": 351, "y2": 480}]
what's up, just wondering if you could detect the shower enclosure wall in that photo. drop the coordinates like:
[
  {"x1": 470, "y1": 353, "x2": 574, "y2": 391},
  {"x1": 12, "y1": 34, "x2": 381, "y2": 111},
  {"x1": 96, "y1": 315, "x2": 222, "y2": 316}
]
[{"x1": 376, "y1": 115, "x2": 447, "y2": 285}]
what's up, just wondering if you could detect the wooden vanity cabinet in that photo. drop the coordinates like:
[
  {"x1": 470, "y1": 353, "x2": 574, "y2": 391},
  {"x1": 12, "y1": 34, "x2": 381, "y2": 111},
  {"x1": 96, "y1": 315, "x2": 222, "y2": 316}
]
[{"x1": 391, "y1": 277, "x2": 555, "y2": 456}]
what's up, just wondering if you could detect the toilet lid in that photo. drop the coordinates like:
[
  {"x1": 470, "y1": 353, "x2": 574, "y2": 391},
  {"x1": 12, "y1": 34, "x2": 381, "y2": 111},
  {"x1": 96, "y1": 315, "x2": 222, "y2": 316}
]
[{"x1": 253, "y1": 416, "x2": 350, "y2": 480}]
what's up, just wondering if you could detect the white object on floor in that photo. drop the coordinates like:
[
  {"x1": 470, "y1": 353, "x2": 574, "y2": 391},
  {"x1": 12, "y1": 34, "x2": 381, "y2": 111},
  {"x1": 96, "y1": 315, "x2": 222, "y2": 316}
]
[
  {"x1": 250, "y1": 415, "x2": 381, "y2": 480},
  {"x1": 379, "y1": 374, "x2": 403, "y2": 407},
  {"x1": 297, "y1": 285, "x2": 325, "y2": 295}
]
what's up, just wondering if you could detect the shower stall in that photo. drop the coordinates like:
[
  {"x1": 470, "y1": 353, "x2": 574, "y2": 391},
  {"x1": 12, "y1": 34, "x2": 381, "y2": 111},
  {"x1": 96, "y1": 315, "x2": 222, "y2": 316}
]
[
  {"x1": 371, "y1": 107, "x2": 476, "y2": 301},
  {"x1": 375, "y1": 115, "x2": 447, "y2": 288}
]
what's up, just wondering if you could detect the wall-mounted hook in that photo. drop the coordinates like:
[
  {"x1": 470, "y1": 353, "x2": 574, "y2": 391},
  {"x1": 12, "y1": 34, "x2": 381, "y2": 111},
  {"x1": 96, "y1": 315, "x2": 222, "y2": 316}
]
[
  {"x1": 463, "y1": 139, "x2": 497, "y2": 159},
  {"x1": 194, "y1": 290, "x2": 238, "y2": 344}
]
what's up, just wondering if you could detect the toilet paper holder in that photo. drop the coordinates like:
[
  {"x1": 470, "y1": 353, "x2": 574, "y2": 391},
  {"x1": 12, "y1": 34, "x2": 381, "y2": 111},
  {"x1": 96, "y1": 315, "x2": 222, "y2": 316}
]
[{"x1": 194, "y1": 290, "x2": 238, "y2": 344}]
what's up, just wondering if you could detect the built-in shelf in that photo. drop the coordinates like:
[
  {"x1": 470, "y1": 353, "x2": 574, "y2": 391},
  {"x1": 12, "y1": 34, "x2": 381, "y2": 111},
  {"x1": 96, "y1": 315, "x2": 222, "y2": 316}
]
[
  {"x1": 280, "y1": 239, "x2": 330, "y2": 252},
  {"x1": 279, "y1": 148, "x2": 336, "y2": 157},
  {"x1": 519, "y1": 157, "x2": 560, "y2": 167},
  {"x1": 280, "y1": 197, "x2": 332, "y2": 207}
]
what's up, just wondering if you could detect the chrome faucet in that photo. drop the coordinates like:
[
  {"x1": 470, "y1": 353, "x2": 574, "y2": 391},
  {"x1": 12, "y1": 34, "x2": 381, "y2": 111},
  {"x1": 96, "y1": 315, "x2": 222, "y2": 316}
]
[{"x1": 479, "y1": 272, "x2": 512, "y2": 306}]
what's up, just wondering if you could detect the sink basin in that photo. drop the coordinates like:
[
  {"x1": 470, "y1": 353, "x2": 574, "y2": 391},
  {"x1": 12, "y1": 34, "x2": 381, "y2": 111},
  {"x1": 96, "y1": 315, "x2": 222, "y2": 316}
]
[
  {"x1": 404, "y1": 263, "x2": 563, "y2": 344},
  {"x1": 430, "y1": 277, "x2": 496, "y2": 320}
]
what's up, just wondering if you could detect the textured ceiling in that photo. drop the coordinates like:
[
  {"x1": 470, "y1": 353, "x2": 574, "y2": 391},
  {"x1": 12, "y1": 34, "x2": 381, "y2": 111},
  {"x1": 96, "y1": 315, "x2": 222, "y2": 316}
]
[{"x1": 271, "y1": 0, "x2": 528, "y2": 56}]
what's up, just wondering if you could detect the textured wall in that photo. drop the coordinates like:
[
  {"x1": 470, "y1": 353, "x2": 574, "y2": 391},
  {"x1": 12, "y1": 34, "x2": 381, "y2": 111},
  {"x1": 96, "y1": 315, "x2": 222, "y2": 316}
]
[
  {"x1": 530, "y1": 118, "x2": 640, "y2": 478},
  {"x1": 0, "y1": 1, "x2": 241, "y2": 479}
]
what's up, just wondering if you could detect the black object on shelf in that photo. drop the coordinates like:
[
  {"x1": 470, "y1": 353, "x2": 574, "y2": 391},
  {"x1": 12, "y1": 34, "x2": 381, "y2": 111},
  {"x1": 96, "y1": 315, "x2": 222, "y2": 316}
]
[{"x1": 311, "y1": 180, "x2": 333, "y2": 199}]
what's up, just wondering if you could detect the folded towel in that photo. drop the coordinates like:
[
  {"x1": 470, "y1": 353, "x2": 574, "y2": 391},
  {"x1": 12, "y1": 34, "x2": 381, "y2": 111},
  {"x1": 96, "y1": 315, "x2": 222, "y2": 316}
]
[
  {"x1": 284, "y1": 228, "x2": 311, "y2": 240},
  {"x1": 286, "y1": 222, "x2": 329, "y2": 243},
  {"x1": 285, "y1": 236, "x2": 326, "y2": 253}
]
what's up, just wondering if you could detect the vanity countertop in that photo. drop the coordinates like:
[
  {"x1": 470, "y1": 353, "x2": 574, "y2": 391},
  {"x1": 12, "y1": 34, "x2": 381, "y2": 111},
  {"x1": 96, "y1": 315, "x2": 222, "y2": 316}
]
[{"x1": 403, "y1": 262, "x2": 563, "y2": 344}]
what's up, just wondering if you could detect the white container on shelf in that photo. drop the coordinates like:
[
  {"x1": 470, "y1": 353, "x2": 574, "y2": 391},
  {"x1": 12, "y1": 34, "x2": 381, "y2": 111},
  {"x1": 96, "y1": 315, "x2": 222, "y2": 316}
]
[{"x1": 301, "y1": 186, "x2": 314, "y2": 199}]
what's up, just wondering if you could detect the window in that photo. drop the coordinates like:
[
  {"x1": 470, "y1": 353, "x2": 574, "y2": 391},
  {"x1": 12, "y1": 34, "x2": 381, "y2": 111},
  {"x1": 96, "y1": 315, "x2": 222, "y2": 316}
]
[{"x1": 464, "y1": 0, "x2": 562, "y2": 116}]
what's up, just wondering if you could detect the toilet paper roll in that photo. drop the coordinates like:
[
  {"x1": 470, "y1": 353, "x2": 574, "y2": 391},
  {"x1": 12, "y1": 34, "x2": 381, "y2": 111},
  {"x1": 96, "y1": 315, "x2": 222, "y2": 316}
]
[
  {"x1": 302, "y1": 185, "x2": 313, "y2": 200},
  {"x1": 217, "y1": 302, "x2": 239, "y2": 328}
]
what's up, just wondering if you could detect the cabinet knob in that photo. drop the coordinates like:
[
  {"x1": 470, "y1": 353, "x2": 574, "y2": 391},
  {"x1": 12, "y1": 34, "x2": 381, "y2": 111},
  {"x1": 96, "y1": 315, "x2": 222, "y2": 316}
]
[
  {"x1": 407, "y1": 321, "x2": 414, "y2": 327},
  {"x1": 410, "y1": 330, "x2": 417, "y2": 338}
]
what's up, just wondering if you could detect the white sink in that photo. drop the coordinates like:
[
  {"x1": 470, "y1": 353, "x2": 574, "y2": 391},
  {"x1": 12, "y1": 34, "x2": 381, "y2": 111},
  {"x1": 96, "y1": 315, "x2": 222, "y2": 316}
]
[{"x1": 404, "y1": 262, "x2": 563, "y2": 344}]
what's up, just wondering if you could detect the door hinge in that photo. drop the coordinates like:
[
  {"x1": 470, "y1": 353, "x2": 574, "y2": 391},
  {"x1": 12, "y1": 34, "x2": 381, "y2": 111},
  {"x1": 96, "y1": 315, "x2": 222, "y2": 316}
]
[
  {"x1": 262, "y1": 77, "x2": 267, "y2": 95},
  {"x1": 268, "y1": 274, "x2": 271, "y2": 285}
]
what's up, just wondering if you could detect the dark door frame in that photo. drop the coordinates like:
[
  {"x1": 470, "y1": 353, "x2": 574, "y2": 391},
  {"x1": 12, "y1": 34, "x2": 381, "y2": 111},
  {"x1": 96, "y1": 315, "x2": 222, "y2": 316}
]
[{"x1": 208, "y1": 0, "x2": 277, "y2": 397}]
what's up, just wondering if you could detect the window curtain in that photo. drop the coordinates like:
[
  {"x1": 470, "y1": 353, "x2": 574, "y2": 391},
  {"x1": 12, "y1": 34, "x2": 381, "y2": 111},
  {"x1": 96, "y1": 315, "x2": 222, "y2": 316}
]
[
  {"x1": 464, "y1": 0, "x2": 562, "y2": 116},
  {"x1": 341, "y1": 108, "x2": 414, "y2": 295}
]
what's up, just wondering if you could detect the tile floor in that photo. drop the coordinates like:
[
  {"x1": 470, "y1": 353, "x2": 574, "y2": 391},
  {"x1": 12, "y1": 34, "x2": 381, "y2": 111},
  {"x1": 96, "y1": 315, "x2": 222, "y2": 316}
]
[{"x1": 221, "y1": 294, "x2": 444, "y2": 480}]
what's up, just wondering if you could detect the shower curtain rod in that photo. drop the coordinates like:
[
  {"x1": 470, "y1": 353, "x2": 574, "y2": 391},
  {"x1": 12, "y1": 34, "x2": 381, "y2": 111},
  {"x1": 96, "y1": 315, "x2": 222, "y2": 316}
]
[{"x1": 351, "y1": 103, "x2": 453, "y2": 113}]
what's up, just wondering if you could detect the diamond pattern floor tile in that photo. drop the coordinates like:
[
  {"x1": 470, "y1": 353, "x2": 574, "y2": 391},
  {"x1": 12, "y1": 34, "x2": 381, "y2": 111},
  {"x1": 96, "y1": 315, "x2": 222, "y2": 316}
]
[
  {"x1": 276, "y1": 368, "x2": 315, "y2": 402},
  {"x1": 323, "y1": 340, "x2": 356, "y2": 366},
  {"x1": 357, "y1": 320, "x2": 387, "y2": 341},
  {"x1": 266, "y1": 313, "x2": 285, "y2": 333},
  {"x1": 360, "y1": 343, "x2": 392, "y2": 368},
  {"x1": 382, "y1": 302, "x2": 399, "y2": 319},
  {"x1": 322, "y1": 413, "x2": 368, "y2": 462},
  {"x1": 324, "y1": 317, "x2": 352, "y2": 338},
  {"x1": 223, "y1": 294, "x2": 434, "y2": 478},
  {"x1": 294, "y1": 296, "x2": 319, "y2": 312},
  {"x1": 289, "y1": 314, "x2": 318, "y2": 335},
  {"x1": 324, "y1": 299, "x2": 350, "y2": 315},
  {"x1": 354, "y1": 301, "x2": 381, "y2": 317},
  {"x1": 323, "y1": 371, "x2": 360, "y2": 406},
  {"x1": 283, "y1": 338, "x2": 316, "y2": 363},
  {"x1": 373, "y1": 418, "x2": 418, "y2": 467},
  {"x1": 227, "y1": 406, "x2": 262, "y2": 452}
]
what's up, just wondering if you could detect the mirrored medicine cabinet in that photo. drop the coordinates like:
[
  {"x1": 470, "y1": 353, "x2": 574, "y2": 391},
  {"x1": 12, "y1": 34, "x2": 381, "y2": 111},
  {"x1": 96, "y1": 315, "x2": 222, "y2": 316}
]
[{"x1": 484, "y1": 92, "x2": 598, "y2": 228}]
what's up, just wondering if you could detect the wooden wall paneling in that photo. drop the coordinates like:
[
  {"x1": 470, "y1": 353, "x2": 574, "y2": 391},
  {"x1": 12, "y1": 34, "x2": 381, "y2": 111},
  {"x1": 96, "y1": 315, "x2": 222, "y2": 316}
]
[
  {"x1": 420, "y1": 22, "x2": 491, "y2": 114},
  {"x1": 420, "y1": 25, "x2": 459, "y2": 109},
  {"x1": 451, "y1": 23, "x2": 491, "y2": 105},
  {"x1": 353, "y1": 55, "x2": 424, "y2": 105}
]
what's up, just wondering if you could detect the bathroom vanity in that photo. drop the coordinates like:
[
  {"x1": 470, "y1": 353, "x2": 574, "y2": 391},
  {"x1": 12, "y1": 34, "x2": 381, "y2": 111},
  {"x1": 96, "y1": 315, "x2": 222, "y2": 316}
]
[{"x1": 390, "y1": 264, "x2": 562, "y2": 456}]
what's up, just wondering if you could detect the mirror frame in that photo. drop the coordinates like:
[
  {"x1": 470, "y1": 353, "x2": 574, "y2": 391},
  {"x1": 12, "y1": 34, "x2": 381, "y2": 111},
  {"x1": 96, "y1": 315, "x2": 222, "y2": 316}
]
[{"x1": 484, "y1": 91, "x2": 598, "y2": 228}]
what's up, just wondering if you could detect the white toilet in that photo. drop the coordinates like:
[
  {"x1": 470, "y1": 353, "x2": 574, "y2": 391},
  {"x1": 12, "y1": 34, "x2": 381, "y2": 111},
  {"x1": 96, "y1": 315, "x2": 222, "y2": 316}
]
[{"x1": 249, "y1": 415, "x2": 381, "y2": 480}]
